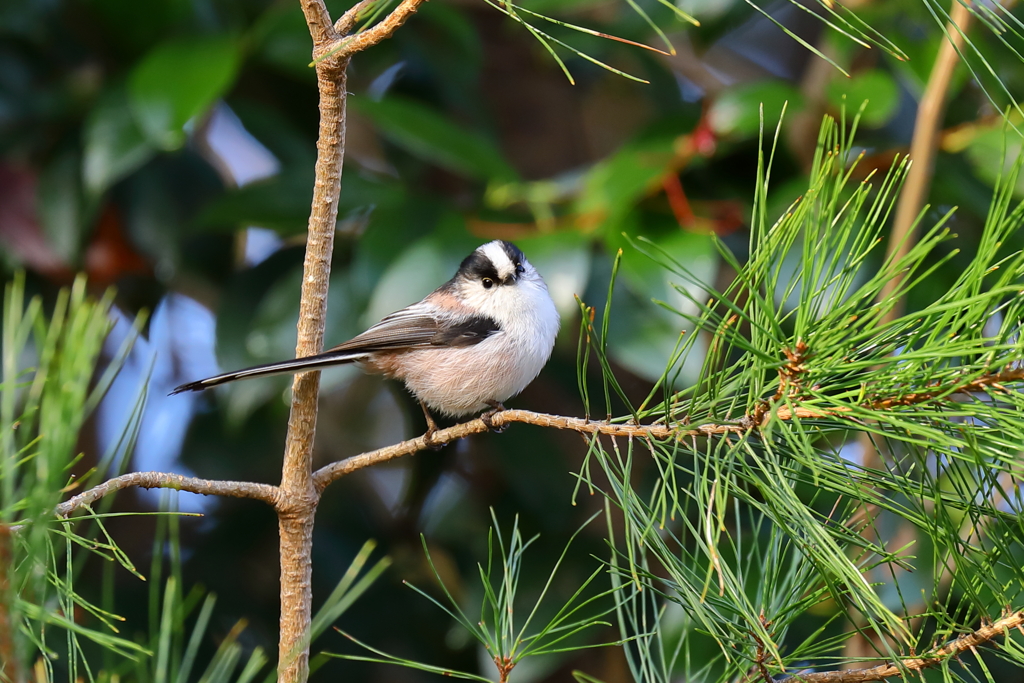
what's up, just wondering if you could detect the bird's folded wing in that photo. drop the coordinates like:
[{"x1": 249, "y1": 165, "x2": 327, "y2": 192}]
[{"x1": 327, "y1": 306, "x2": 499, "y2": 354}]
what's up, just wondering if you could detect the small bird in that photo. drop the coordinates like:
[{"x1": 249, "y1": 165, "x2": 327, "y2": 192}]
[{"x1": 172, "y1": 240, "x2": 560, "y2": 437}]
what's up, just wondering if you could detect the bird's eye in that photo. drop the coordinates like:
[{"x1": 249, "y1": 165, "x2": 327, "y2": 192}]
[
  {"x1": 515, "y1": 263, "x2": 525, "y2": 275},
  {"x1": 482, "y1": 278, "x2": 494, "y2": 289}
]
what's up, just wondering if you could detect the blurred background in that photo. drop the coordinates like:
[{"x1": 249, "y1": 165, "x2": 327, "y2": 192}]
[{"x1": 1, "y1": 0, "x2": 1019, "y2": 678}]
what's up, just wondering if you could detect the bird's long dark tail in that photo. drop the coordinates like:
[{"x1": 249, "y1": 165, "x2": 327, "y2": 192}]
[{"x1": 169, "y1": 350, "x2": 367, "y2": 395}]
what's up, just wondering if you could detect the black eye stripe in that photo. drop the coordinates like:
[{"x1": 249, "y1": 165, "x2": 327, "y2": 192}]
[
  {"x1": 458, "y1": 252, "x2": 501, "y2": 281},
  {"x1": 455, "y1": 242, "x2": 528, "y2": 289}
]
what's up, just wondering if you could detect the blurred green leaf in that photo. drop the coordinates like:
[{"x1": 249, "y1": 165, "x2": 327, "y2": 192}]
[
  {"x1": 607, "y1": 293, "x2": 692, "y2": 383},
  {"x1": 253, "y1": 5, "x2": 317, "y2": 80},
  {"x1": 214, "y1": 254, "x2": 372, "y2": 423},
  {"x1": 128, "y1": 36, "x2": 241, "y2": 150},
  {"x1": 417, "y1": 2, "x2": 484, "y2": 73},
  {"x1": 602, "y1": 225, "x2": 715, "y2": 383},
  {"x1": 362, "y1": 234, "x2": 471, "y2": 325},
  {"x1": 826, "y1": 70, "x2": 900, "y2": 128},
  {"x1": 199, "y1": 171, "x2": 314, "y2": 235},
  {"x1": 351, "y1": 95, "x2": 518, "y2": 181},
  {"x1": 960, "y1": 124, "x2": 1024, "y2": 196},
  {"x1": 575, "y1": 130, "x2": 681, "y2": 233},
  {"x1": 198, "y1": 169, "x2": 403, "y2": 236},
  {"x1": 610, "y1": 227, "x2": 714, "y2": 308},
  {"x1": 708, "y1": 80, "x2": 804, "y2": 138},
  {"x1": 37, "y1": 148, "x2": 88, "y2": 264},
  {"x1": 84, "y1": 0, "x2": 193, "y2": 52},
  {"x1": 83, "y1": 85, "x2": 156, "y2": 196}
]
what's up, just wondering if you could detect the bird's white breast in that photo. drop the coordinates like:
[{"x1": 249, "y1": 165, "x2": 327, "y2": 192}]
[{"x1": 394, "y1": 277, "x2": 559, "y2": 416}]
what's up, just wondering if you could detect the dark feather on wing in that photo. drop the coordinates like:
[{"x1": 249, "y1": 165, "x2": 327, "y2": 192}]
[{"x1": 327, "y1": 311, "x2": 500, "y2": 354}]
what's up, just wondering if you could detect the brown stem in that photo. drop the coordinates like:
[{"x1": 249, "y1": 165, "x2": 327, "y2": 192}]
[
  {"x1": 495, "y1": 656, "x2": 515, "y2": 683},
  {"x1": 299, "y1": 0, "x2": 336, "y2": 47},
  {"x1": 17, "y1": 406, "x2": 841, "y2": 521},
  {"x1": 277, "y1": 2, "x2": 346, "y2": 681},
  {"x1": 45, "y1": 366, "x2": 1024, "y2": 518},
  {"x1": 796, "y1": 610, "x2": 1024, "y2": 682},
  {"x1": 334, "y1": 0, "x2": 378, "y2": 35},
  {"x1": 751, "y1": 632, "x2": 775, "y2": 683},
  {"x1": 55, "y1": 472, "x2": 278, "y2": 516},
  {"x1": 312, "y1": 365, "x2": 1024, "y2": 490},
  {"x1": 321, "y1": 0, "x2": 427, "y2": 60}
]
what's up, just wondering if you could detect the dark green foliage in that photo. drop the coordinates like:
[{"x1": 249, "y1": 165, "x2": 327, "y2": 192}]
[{"x1": 7, "y1": 0, "x2": 1024, "y2": 680}]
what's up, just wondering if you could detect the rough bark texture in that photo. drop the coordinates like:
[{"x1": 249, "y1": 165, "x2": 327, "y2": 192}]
[
  {"x1": 323, "y1": 0, "x2": 425, "y2": 57},
  {"x1": 796, "y1": 611, "x2": 1024, "y2": 682},
  {"x1": 55, "y1": 472, "x2": 278, "y2": 514},
  {"x1": 54, "y1": 367, "x2": 1024, "y2": 516},
  {"x1": 275, "y1": 1, "x2": 348, "y2": 673}
]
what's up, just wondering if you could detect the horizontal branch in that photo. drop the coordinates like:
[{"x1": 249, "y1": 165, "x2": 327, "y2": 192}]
[
  {"x1": 56, "y1": 471, "x2": 279, "y2": 517},
  {"x1": 311, "y1": 404, "x2": 857, "y2": 490},
  {"x1": 793, "y1": 610, "x2": 1024, "y2": 682},
  {"x1": 46, "y1": 367, "x2": 1024, "y2": 513},
  {"x1": 313, "y1": 365, "x2": 1024, "y2": 489},
  {"x1": 868, "y1": 366, "x2": 1024, "y2": 408}
]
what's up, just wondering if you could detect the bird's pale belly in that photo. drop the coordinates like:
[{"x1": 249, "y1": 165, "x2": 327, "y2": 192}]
[{"x1": 371, "y1": 337, "x2": 543, "y2": 417}]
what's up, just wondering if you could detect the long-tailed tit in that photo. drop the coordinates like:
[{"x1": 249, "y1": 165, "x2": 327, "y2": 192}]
[{"x1": 172, "y1": 240, "x2": 560, "y2": 436}]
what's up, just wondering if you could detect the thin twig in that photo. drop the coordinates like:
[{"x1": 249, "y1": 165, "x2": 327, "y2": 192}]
[
  {"x1": 754, "y1": 638, "x2": 774, "y2": 683},
  {"x1": 793, "y1": 610, "x2": 1024, "y2": 682},
  {"x1": 25, "y1": 409, "x2": 838, "y2": 517},
  {"x1": 312, "y1": 365, "x2": 1024, "y2": 490},
  {"x1": 309, "y1": 409, "x2": 743, "y2": 490},
  {"x1": 335, "y1": 0, "x2": 378, "y2": 35},
  {"x1": 56, "y1": 471, "x2": 279, "y2": 515},
  {"x1": 47, "y1": 366, "x2": 1024, "y2": 514},
  {"x1": 495, "y1": 655, "x2": 515, "y2": 683},
  {"x1": 320, "y1": 0, "x2": 427, "y2": 61}
]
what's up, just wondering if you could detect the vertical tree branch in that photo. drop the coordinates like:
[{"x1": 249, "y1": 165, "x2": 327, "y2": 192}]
[
  {"x1": 279, "y1": 0, "x2": 427, "y2": 676},
  {"x1": 299, "y1": 0, "x2": 337, "y2": 47},
  {"x1": 277, "y1": 3, "x2": 345, "y2": 680}
]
